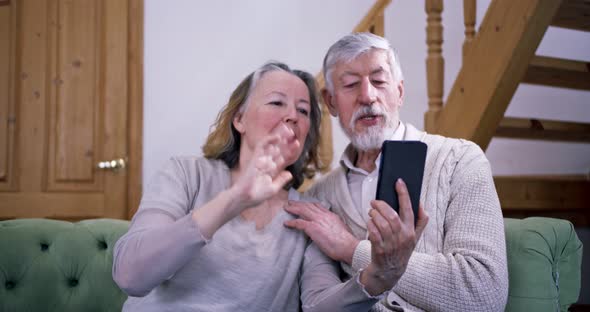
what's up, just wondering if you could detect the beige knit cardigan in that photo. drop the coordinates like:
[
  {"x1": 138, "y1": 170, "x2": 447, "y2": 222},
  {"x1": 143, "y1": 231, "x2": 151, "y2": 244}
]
[{"x1": 306, "y1": 123, "x2": 509, "y2": 312}]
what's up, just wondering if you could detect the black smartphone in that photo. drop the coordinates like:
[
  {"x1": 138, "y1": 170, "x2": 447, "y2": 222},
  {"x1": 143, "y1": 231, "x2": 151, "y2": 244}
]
[{"x1": 375, "y1": 140, "x2": 427, "y2": 222}]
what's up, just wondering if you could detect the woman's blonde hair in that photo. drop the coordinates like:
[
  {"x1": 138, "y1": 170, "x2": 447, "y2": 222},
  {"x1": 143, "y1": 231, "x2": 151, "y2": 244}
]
[{"x1": 202, "y1": 62, "x2": 322, "y2": 189}]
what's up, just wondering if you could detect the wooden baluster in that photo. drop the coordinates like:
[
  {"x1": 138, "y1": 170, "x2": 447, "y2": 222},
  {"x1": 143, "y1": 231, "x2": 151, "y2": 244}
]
[
  {"x1": 369, "y1": 12, "x2": 385, "y2": 36},
  {"x1": 315, "y1": 74, "x2": 333, "y2": 174},
  {"x1": 425, "y1": 0, "x2": 444, "y2": 133},
  {"x1": 463, "y1": 0, "x2": 476, "y2": 60}
]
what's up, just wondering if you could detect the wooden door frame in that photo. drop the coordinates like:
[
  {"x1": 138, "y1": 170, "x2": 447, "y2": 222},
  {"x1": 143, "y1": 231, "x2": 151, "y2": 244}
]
[{"x1": 127, "y1": 0, "x2": 143, "y2": 219}]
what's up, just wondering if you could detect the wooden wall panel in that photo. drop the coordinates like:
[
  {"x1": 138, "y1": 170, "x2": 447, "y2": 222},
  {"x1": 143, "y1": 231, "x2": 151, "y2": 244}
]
[
  {"x1": 0, "y1": 193, "x2": 104, "y2": 219},
  {"x1": 0, "y1": 3, "x2": 16, "y2": 190},
  {"x1": 18, "y1": 0, "x2": 49, "y2": 193},
  {"x1": 0, "y1": 6, "x2": 13, "y2": 181},
  {"x1": 102, "y1": 0, "x2": 128, "y2": 219},
  {"x1": 127, "y1": 0, "x2": 143, "y2": 218},
  {"x1": 0, "y1": 6, "x2": 8, "y2": 180},
  {"x1": 47, "y1": 0, "x2": 101, "y2": 191}
]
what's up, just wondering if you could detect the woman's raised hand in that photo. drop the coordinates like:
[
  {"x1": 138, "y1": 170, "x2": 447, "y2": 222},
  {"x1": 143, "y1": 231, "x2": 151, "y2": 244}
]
[
  {"x1": 192, "y1": 123, "x2": 298, "y2": 239},
  {"x1": 231, "y1": 123, "x2": 296, "y2": 209}
]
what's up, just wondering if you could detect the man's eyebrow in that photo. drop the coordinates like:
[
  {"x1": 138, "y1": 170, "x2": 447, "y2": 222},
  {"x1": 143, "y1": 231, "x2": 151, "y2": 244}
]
[
  {"x1": 340, "y1": 71, "x2": 360, "y2": 78},
  {"x1": 370, "y1": 66, "x2": 386, "y2": 75},
  {"x1": 340, "y1": 66, "x2": 387, "y2": 78}
]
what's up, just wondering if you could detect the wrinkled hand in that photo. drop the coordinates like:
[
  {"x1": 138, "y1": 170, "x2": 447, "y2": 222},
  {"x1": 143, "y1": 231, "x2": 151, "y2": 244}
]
[
  {"x1": 284, "y1": 201, "x2": 359, "y2": 264},
  {"x1": 361, "y1": 178, "x2": 429, "y2": 296},
  {"x1": 231, "y1": 124, "x2": 295, "y2": 210}
]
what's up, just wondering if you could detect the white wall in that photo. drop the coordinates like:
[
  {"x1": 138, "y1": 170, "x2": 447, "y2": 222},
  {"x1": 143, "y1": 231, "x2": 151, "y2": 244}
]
[
  {"x1": 144, "y1": 0, "x2": 590, "y2": 303},
  {"x1": 144, "y1": 0, "x2": 590, "y2": 183},
  {"x1": 144, "y1": 0, "x2": 372, "y2": 181}
]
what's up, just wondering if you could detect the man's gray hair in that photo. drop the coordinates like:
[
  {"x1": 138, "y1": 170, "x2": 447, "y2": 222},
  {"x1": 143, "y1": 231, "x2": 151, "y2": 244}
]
[{"x1": 322, "y1": 32, "x2": 404, "y2": 94}]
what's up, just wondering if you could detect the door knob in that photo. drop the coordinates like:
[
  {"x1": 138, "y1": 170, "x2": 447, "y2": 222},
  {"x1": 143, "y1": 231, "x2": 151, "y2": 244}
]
[{"x1": 96, "y1": 158, "x2": 127, "y2": 172}]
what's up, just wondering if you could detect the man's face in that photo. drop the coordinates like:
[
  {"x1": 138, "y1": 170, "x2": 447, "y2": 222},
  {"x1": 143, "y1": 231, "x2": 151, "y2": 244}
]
[{"x1": 323, "y1": 49, "x2": 404, "y2": 151}]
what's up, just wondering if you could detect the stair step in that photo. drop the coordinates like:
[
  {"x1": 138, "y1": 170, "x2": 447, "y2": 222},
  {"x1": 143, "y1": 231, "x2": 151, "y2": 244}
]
[
  {"x1": 495, "y1": 175, "x2": 590, "y2": 209},
  {"x1": 495, "y1": 117, "x2": 590, "y2": 142},
  {"x1": 495, "y1": 175, "x2": 590, "y2": 210},
  {"x1": 523, "y1": 55, "x2": 590, "y2": 90},
  {"x1": 551, "y1": 0, "x2": 590, "y2": 31},
  {"x1": 495, "y1": 175, "x2": 590, "y2": 226}
]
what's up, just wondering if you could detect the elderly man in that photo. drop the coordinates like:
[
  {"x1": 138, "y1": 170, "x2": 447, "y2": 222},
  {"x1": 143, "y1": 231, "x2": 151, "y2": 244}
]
[{"x1": 285, "y1": 33, "x2": 508, "y2": 311}]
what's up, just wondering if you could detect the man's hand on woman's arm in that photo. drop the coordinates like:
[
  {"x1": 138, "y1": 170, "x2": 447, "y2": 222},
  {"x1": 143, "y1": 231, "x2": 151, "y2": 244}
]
[{"x1": 284, "y1": 201, "x2": 359, "y2": 265}]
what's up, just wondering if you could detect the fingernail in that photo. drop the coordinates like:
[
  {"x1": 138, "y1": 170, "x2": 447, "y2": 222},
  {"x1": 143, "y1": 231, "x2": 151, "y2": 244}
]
[{"x1": 397, "y1": 178, "x2": 405, "y2": 185}]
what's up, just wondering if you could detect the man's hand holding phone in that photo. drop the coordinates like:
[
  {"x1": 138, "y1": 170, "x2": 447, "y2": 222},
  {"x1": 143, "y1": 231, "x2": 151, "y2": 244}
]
[
  {"x1": 361, "y1": 140, "x2": 429, "y2": 295},
  {"x1": 360, "y1": 179, "x2": 429, "y2": 296}
]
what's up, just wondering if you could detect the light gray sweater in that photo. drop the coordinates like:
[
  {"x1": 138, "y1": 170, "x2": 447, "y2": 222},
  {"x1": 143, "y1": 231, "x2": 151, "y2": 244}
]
[
  {"x1": 306, "y1": 123, "x2": 509, "y2": 311},
  {"x1": 113, "y1": 157, "x2": 380, "y2": 312}
]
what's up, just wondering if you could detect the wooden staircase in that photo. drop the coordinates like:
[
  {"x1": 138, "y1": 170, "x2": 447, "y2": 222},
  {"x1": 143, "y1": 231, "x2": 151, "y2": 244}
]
[{"x1": 424, "y1": 0, "x2": 590, "y2": 225}]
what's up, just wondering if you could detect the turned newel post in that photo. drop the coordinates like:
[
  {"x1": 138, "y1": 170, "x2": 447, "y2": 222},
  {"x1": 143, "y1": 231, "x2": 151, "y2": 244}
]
[
  {"x1": 463, "y1": 0, "x2": 476, "y2": 60},
  {"x1": 425, "y1": 0, "x2": 444, "y2": 132}
]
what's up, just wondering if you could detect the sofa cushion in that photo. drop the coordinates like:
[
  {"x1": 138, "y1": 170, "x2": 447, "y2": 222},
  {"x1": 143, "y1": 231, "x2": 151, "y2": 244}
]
[
  {"x1": 504, "y1": 217, "x2": 583, "y2": 312},
  {"x1": 0, "y1": 218, "x2": 130, "y2": 312}
]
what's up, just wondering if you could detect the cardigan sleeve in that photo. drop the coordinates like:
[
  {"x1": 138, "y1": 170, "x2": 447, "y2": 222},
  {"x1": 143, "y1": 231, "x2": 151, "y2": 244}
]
[
  {"x1": 112, "y1": 158, "x2": 209, "y2": 297},
  {"x1": 351, "y1": 239, "x2": 372, "y2": 272},
  {"x1": 392, "y1": 142, "x2": 509, "y2": 311}
]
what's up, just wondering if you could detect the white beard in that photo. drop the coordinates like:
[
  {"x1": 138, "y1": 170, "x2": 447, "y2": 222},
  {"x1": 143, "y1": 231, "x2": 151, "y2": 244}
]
[
  {"x1": 350, "y1": 123, "x2": 396, "y2": 151},
  {"x1": 340, "y1": 104, "x2": 398, "y2": 151}
]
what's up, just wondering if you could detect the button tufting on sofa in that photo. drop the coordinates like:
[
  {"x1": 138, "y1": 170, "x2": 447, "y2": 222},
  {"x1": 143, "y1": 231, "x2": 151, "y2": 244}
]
[
  {"x1": 98, "y1": 240, "x2": 108, "y2": 250},
  {"x1": 67, "y1": 278, "x2": 79, "y2": 287},
  {"x1": 5, "y1": 280, "x2": 15, "y2": 290},
  {"x1": 40, "y1": 242, "x2": 49, "y2": 251}
]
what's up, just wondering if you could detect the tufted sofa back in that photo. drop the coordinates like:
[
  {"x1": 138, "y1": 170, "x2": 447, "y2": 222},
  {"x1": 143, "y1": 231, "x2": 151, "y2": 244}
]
[{"x1": 0, "y1": 218, "x2": 130, "y2": 312}]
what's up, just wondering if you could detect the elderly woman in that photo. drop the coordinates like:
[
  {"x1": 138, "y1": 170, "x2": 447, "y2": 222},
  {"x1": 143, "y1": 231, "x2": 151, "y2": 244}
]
[{"x1": 112, "y1": 62, "x2": 386, "y2": 312}]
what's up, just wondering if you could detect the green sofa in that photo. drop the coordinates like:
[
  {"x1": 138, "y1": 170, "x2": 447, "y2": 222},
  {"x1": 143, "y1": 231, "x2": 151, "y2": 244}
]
[{"x1": 0, "y1": 217, "x2": 583, "y2": 311}]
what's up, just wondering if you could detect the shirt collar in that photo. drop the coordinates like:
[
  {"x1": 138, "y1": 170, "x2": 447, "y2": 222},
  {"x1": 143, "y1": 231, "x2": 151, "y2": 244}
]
[{"x1": 340, "y1": 121, "x2": 406, "y2": 174}]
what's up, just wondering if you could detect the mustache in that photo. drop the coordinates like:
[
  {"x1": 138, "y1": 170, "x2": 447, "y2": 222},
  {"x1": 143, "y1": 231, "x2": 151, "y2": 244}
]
[{"x1": 349, "y1": 105, "x2": 389, "y2": 128}]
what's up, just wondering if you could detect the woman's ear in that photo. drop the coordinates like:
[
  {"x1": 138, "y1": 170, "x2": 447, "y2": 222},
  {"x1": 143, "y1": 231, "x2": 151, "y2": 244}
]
[{"x1": 233, "y1": 112, "x2": 245, "y2": 133}]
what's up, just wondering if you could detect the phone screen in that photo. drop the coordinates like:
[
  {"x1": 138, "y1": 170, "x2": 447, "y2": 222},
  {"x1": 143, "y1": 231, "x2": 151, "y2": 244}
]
[{"x1": 375, "y1": 140, "x2": 427, "y2": 222}]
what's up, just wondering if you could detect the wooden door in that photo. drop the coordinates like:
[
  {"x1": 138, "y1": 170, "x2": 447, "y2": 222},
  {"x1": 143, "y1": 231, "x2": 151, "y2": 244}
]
[{"x1": 0, "y1": 0, "x2": 143, "y2": 220}]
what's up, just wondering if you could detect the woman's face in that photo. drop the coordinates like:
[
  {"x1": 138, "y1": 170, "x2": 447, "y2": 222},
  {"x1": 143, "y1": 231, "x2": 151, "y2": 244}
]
[{"x1": 233, "y1": 70, "x2": 311, "y2": 167}]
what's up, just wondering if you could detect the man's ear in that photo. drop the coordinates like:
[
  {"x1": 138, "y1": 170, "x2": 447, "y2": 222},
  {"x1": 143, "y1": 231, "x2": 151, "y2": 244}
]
[
  {"x1": 321, "y1": 88, "x2": 338, "y2": 117},
  {"x1": 232, "y1": 112, "x2": 245, "y2": 133},
  {"x1": 397, "y1": 80, "x2": 405, "y2": 106}
]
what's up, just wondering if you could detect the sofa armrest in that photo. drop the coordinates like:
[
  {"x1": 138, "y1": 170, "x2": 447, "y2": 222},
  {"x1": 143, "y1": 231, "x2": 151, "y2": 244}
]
[{"x1": 504, "y1": 217, "x2": 583, "y2": 312}]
